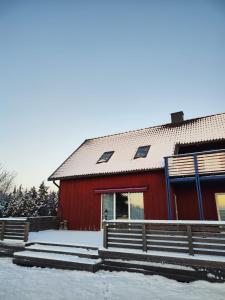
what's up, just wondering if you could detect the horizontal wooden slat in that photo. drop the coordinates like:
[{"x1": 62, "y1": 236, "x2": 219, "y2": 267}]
[
  {"x1": 194, "y1": 250, "x2": 225, "y2": 257},
  {"x1": 5, "y1": 224, "x2": 26, "y2": 228},
  {"x1": 193, "y1": 243, "x2": 225, "y2": 251},
  {"x1": 147, "y1": 246, "x2": 188, "y2": 253},
  {"x1": 108, "y1": 238, "x2": 142, "y2": 244},
  {"x1": 147, "y1": 240, "x2": 188, "y2": 248},
  {"x1": 168, "y1": 164, "x2": 195, "y2": 170},
  {"x1": 4, "y1": 231, "x2": 24, "y2": 236},
  {"x1": 193, "y1": 237, "x2": 225, "y2": 244},
  {"x1": 147, "y1": 227, "x2": 187, "y2": 233},
  {"x1": 4, "y1": 229, "x2": 25, "y2": 234},
  {"x1": 147, "y1": 235, "x2": 187, "y2": 242},
  {"x1": 5, "y1": 222, "x2": 26, "y2": 226},
  {"x1": 193, "y1": 232, "x2": 225, "y2": 238},
  {"x1": 109, "y1": 243, "x2": 142, "y2": 250},
  {"x1": 108, "y1": 234, "x2": 142, "y2": 239},
  {"x1": 108, "y1": 229, "x2": 142, "y2": 234},
  {"x1": 4, "y1": 235, "x2": 24, "y2": 240}
]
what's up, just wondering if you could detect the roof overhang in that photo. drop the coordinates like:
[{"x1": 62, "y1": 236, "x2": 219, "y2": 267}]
[{"x1": 48, "y1": 167, "x2": 163, "y2": 181}]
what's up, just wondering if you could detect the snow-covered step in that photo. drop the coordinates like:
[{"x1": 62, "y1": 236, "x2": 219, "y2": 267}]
[
  {"x1": 26, "y1": 241, "x2": 98, "y2": 251},
  {"x1": 13, "y1": 250, "x2": 101, "y2": 272},
  {"x1": 25, "y1": 243, "x2": 99, "y2": 259}
]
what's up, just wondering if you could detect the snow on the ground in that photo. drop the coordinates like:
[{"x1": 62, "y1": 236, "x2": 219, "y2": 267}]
[
  {"x1": 0, "y1": 218, "x2": 27, "y2": 221},
  {"x1": 0, "y1": 258, "x2": 225, "y2": 300},
  {"x1": 29, "y1": 230, "x2": 102, "y2": 247}
]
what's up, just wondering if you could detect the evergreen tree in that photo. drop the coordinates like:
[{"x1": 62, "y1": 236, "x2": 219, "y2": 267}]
[
  {"x1": 36, "y1": 181, "x2": 49, "y2": 216},
  {"x1": 2, "y1": 181, "x2": 58, "y2": 217}
]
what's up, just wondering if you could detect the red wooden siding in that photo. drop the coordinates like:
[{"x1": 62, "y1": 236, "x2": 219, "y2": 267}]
[
  {"x1": 59, "y1": 171, "x2": 168, "y2": 230},
  {"x1": 59, "y1": 171, "x2": 225, "y2": 230},
  {"x1": 174, "y1": 182, "x2": 225, "y2": 220}
]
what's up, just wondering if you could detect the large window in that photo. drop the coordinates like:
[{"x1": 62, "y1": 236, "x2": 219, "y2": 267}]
[{"x1": 102, "y1": 192, "x2": 144, "y2": 221}]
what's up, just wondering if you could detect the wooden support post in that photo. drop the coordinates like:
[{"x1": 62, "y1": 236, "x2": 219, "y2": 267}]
[
  {"x1": 193, "y1": 155, "x2": 204, "y2": 220},
  {"x1": 186, "y1": 225, "x2": 194, "y2": 256},
  {"x1": 103, "y1": 223, "x2": 108, "y2": 249},
  {"x1": 164, "y1": 157, "x2": 173, "y2": 220},
  {"x1": 142, "y1": 224, "x2": 147, "y2": 252},
  {"x1": 0, "y1": 221, "x2": 5, "y2": 240},
  {"x1": 24, "y1": 222, "x2": 30, "y2": 242}
]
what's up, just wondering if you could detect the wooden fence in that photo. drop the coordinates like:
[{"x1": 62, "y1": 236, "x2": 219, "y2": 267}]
[
  {"x1": 0, "y1": 217, "x2": 59, "y2": 242},
  {"x1": 103, "y1": 220, "x2": 225, "y2": 257},
  {"x1": 28, "y1": 216, "x2": 59, "y2": 232},
  {"x1": 0, "y1": 219, "x2": 29, "y2": 242}
]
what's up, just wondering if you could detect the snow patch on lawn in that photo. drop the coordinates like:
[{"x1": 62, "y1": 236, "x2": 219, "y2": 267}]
[{"x1": 0, "y1": 258, "x2": 225, "y2": 300}]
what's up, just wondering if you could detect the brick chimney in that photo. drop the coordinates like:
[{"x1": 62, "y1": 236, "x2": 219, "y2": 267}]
[{"x1": 171, "y1": 111, "x2": 184, "y2": 124}]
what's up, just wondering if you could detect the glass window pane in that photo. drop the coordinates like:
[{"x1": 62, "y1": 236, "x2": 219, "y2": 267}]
[
  {"x1": 102, "y1": 193, "x2": 114, "y2": 220},
  {"x1": 97, "y1": 151, "x2": 114, "y2": 163},
  {"x1": 134, "y1": 146, "x2": 150, "y2": 159},
  {"x1": 216, "y1": 194, "x2": 225, "y2": 221},
  {"x1": 116, "y1": 193, "x2": 129, "y2": 219},
  {"x1": 129, "y1": 192, "x2": 144, "y2": 220}
]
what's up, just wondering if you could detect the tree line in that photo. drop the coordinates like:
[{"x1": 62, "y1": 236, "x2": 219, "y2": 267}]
[{"x1": 0, "y1": 164, "x2": 58, "y2": 217}]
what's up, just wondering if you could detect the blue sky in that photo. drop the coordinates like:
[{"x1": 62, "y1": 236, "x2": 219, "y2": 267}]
[{"x1": 0, "y1": 0, "x2": 225, "y2": 189}]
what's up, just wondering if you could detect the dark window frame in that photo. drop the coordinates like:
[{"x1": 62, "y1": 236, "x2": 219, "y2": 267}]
[
  {"x1": 97, "y1": 151, "x2": 114, "y2": 164},
  {"x1": 134, "y1": 145, "x2": 150, "y2": 159}
]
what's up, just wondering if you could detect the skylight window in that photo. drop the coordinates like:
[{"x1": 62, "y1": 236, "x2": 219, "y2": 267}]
[
  {"x1": 97, "y1": 151, "x2": 114, "y2": 163},
  {"x1": 134, "y1": 146, "x2": 150, "y2": 159}
]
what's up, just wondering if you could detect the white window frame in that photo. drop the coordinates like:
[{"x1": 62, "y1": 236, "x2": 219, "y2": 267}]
[{"x1": 101, "y1": 192, "x2": 144, "y2": 222}]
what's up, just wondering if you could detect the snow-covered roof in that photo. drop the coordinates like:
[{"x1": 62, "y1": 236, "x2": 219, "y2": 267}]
[{"x1": 49, "y1": 112, "x2": 225, "y2": 180}]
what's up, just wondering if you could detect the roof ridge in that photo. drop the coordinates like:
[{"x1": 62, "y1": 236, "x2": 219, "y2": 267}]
[{"x1": 88, "y1": 111, "x2": 225, "y2": 141}]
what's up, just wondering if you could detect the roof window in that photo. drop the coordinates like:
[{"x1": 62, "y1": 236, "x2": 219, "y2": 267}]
[
  {"x1": 97, "y1": 151, "x2": 114, "y2": 163},
  {"x1": 134, "y1": 146, "x2": 150, "y2": 159}
]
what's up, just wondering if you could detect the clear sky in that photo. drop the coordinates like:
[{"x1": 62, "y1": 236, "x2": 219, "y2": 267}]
[{"x1": 0, "y1": 0, "x2": 225, "y2": 190}]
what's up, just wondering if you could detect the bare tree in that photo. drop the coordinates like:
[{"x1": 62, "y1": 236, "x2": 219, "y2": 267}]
[{"x1": 0, "y1": 164, "x2": 16, "y2": 194}]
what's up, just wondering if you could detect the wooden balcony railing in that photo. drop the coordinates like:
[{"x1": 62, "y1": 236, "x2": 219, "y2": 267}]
[
  {"x1": 166, "y1": 149, "x2": 225, "y2": 177},
  {"x1": 103, "y1": 220, "x2": 225, "y2": 257}
]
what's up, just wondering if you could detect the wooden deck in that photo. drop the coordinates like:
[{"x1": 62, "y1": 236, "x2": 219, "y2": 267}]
[
  {"x1": 100, "y1": 220, "x2": 225, "y2": 281},
  {"x1": 2, "y1": 220, "x2": 225, "y2": 282}
]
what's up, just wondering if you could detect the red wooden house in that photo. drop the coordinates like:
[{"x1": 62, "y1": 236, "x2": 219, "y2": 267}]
[{"x1": 48, "y1": 112, "x2": 225, "y2": 230}]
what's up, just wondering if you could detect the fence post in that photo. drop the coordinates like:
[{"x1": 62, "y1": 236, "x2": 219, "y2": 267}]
[
  {"x1": 142, "y1": 224, "x2": 147, "y2": 252},
  {"x1": 24, "y1": 222, "x2": 30, "y2": 242},
  {"x1": 103, "y1": 222, "x2": 108, "y2": 249},
  {"x1": 187, "y1": 225, "x2": 194, "y2": 256},
  {"x1": 1, "y1": 221, "x2": 5, "y2": 240}
]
